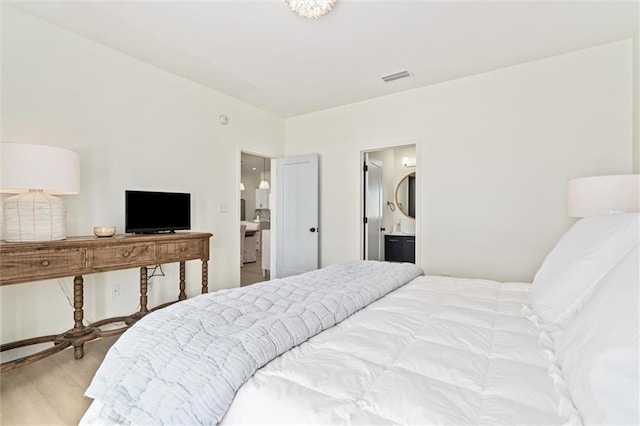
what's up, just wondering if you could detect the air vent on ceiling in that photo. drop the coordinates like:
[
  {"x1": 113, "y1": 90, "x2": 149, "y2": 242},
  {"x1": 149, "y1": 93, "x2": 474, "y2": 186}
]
[{"x1": 381, "y1": 70, "x2": 412, "y2": 83}]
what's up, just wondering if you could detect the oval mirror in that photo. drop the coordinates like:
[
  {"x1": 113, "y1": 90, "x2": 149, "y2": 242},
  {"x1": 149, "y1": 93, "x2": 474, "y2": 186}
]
[{"x1": 395, "y1": 172, "x2": 416, "y2": 219}]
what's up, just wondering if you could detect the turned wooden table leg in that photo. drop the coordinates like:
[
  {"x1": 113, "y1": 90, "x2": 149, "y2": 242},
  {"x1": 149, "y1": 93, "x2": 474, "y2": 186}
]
[
  {"x1": 201, "y1": 259, "x2": 208, "y2": 294},
  {"x1": 72, "y1": 275, "x2": 85, "y2": 360},
  {"x1": 179, "y1": 261, "x2": 187, "y2": 301},
  {"x1": 62, "y1": 275, "x2": 95, "y2": 360},
  {"x1": 140, "y1": 266, "x2": 149, "y2": 314}
]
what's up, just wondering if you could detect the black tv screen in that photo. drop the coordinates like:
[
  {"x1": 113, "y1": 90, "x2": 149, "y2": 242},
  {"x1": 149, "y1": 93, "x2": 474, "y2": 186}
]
[{"x1": 125, "y1": 190, "x2": 191, "y2": 233}]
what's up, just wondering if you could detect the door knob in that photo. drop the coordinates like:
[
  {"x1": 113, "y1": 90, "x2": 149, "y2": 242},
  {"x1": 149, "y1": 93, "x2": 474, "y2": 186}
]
[
  {"x1": 309, "y1": 227, "x2": 316, "y2": 233},
  {"x1": 380, "y1": 227, "x2": 386, "y2": 231}
]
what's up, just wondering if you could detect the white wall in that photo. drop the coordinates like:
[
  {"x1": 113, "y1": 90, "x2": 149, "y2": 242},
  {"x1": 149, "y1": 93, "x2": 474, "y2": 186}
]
[
  {"x1": 286, "y1": 39, "x2": 634, "y2": 282},
  {"x1": 1, "y1": 7, "x2": 285, "y2": 343}
]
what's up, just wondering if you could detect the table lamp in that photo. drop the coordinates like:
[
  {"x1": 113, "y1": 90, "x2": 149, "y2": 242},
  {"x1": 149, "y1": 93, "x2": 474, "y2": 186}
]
[
  {"x1": 568, "y1": 174, "x2": 639, "y2": 218},
  {"x1": 1, "y1": 143, "x2": 80, "y2": 242}
]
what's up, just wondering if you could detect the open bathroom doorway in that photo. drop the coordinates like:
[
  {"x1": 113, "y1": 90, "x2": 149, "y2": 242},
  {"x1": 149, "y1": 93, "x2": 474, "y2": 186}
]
[{"x1": 362, "y1": 144, "x2": 417, "y2": 264}]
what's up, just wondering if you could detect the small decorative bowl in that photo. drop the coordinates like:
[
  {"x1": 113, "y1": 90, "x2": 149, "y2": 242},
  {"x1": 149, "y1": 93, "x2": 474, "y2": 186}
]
[{"x1": 93, "y1": 226, "x2": 116, "y2": 237}]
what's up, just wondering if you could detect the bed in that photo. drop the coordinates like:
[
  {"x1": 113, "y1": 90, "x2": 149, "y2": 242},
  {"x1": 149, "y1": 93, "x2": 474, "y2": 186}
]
[{"x1": 81, "y1": 212, "x2": 639, "y2": 425}]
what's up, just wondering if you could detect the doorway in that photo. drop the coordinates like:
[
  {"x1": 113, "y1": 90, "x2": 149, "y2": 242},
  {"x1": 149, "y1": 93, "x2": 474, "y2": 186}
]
[
  {"x1": 362, "y1": 145, "x2": 417, "y2": 263},
  {"x1": 240, "y1": 152, "x2": 271, "y2": 286},
  {"x1": 238, "y1": 150, "x2": 320, "y2": 285}
]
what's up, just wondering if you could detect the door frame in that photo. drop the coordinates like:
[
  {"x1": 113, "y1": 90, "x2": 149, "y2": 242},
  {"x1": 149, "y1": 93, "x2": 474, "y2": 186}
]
[
  {"x1": 360, "y1": 139, "x2": 421, "y2": 268},
  {"x1": 237, "y1": 148, "x2": 276, "y2": 285}
]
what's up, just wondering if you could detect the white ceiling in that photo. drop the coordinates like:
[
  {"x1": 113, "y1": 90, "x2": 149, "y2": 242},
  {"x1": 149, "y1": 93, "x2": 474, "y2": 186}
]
[
  {"x1": 241, "y1": 152, "x2": 271, "y2": 176},
  {"x1": 7, "y1": 1, "x2": 639, "y2": 118}
]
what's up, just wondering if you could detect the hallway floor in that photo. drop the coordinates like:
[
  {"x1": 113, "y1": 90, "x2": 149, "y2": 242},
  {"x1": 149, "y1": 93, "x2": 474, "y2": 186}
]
[{"x1": 241, "y1": 248, "x2": 269, "y2": 287}]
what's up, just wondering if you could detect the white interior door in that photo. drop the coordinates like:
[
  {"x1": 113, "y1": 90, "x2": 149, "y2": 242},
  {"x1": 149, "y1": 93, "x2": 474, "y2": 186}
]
[
  {"x1": 275, "y1": 154, "x2": 319, "y2": 278},
  {"x1": 364, "y1": 156, "x2": 383, "y2": 260}
]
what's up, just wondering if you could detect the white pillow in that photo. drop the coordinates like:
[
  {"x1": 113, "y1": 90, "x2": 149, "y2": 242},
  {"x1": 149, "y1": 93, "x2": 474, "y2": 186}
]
[
  {"x1": 530, "y1": 212, "x2": 639, "y2": 327},
  {"x1": 555, "y1": 245, "x2": 639, "y2": 425}
]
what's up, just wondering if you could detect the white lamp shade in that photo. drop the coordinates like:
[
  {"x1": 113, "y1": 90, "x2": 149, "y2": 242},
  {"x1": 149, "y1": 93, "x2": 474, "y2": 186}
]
[
  {"x1": 1, "y1": 143, "x2": 80, "y2": 242},
  {"x1": 1, "y1": 143, "x2": 80, "y2": 194},
  {"x1": 568, "y1": 174, "x2": 640, "y2": 218},
  {"x1": 259, "y1": 180, "x2": 270, "y2": 190}
]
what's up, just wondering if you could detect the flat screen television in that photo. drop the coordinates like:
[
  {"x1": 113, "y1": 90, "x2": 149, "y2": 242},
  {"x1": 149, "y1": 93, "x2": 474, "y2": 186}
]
[{"x1": 125, "y1": 190, "x2": 191, "y2": 234}]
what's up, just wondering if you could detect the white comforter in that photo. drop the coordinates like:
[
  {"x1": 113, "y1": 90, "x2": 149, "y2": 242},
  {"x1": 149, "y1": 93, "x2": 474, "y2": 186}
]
[{"x1": 221, "y1": 275, "x2": 566, "y2": 425}]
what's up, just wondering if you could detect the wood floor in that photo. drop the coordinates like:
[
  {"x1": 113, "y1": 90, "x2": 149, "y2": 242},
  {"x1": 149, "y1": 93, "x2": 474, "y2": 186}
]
[
  {"x1": 241, "y1": 249, "x2": 269, "y2": 287},
  {"x1": 0, "y1": 335, "x2": 119, "y2": 425}
]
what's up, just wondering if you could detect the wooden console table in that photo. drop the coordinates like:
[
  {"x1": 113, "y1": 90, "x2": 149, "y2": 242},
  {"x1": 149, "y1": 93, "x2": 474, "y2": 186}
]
[{"x1": 0, "y1": 232, "x2": 211, "y2": 372}]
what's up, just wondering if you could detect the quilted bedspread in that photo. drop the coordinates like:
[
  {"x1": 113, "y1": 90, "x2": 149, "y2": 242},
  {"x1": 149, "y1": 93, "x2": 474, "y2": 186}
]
[{"x1": 84, "y1": 261, "x2": 423, "y2": 425}]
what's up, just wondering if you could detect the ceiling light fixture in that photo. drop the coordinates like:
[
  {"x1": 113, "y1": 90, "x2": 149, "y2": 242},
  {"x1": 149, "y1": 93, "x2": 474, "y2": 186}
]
[
  {"x1": 259, "y1": 158, "x2": 270, "y2": 190},
  {"x1": 286, "y1": 0, "x2": 336, "y2": 19},
  {"x1": 402, "y1": 157, "x2": 416, "y2": 168}
]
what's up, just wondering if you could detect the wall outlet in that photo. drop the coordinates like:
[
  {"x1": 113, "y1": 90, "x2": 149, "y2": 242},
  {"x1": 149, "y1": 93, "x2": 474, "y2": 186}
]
[{"x1": 112, "y1": 283, "x2": 120, "y2": 298}]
